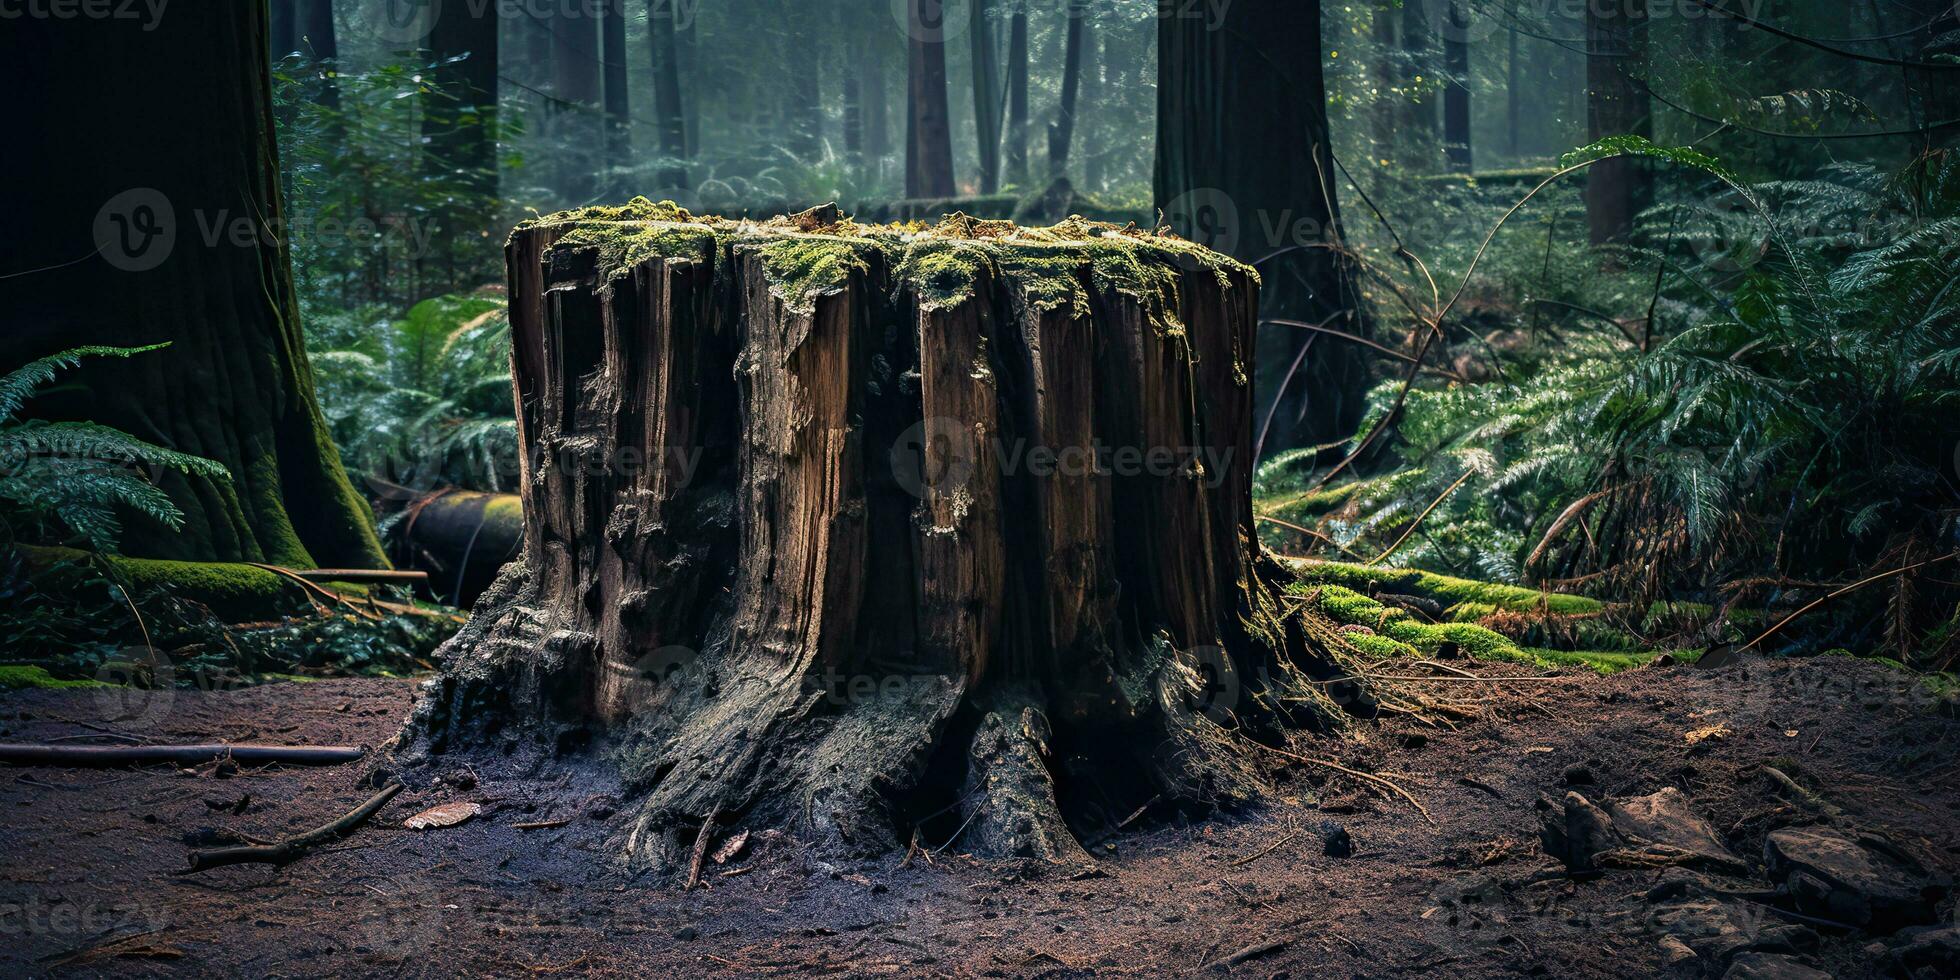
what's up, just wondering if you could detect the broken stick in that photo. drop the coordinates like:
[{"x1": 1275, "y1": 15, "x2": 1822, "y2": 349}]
[
  {"x1": 0, "y1": 743, "x2": 365, "y2": 768},
  {"x1": 175, "y1": 783, "x2": 402, "y2": 875}
]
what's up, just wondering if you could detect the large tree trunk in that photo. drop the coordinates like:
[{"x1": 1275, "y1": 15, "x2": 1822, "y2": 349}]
[
  {"x1": 905, "y1": 0, "x2": 958, "y2": 198},
  {"x1": 1585, "y1": 0, "x2": 1651, "y2": 245},
  {"x1": 299, "y1": 0, "x2": 340, "y2": 112},
  {"x1": 1157, "y1": 0, "x2": 1368, "y2": 457},
  {"x1": 1443, "y1": 0, "x2": 1473, "y2": 173},
  {"x1": 0, "y1": 3, "x2": 386, "y2": 569},
  {"x1": 395, "y1": 203, "x2": 1359, "y2": 869}
]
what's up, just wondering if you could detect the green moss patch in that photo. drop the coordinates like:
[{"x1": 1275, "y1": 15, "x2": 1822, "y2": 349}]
[
  {"x1": 0, "y1": 665, "x2": 108, "y2": 690},
  {"x1": 1301, "y1": 582, "x2": 1650, "y2": 675},
  {"x1": 1284, "y1": 558, "x2": 1604, "y2": 616}
]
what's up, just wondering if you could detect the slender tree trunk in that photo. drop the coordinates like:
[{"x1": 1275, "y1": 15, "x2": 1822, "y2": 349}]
[
  {"x1": 398, "y1": 204, "x2": 1358, "y2": 871},
  {"x1": 1, "y1": 3, "x2": 387, "y2": 569},
  {"x1": 269, "y1": 0, "x2": 296, "y2": 59},
  {"x1": 1507, "y1": 21, "x2": 1519, "y2": 158},
  {"x1": 551, "y1": 6, "x2": 604, "y2": 203},
  {"x1": 1048, "y1": 0, "x2": 1088, "y2": 181},
  {"x1": 1401, "y1": 0, "x2": 1436, "y2": 170},
  {"x1": 905, "y1": 0, "x2": 957, "y2": 198},
  {"x1": 421, "y1": 0, "x2": 500, "y2": 290},
  {"x1": 649, "y1": 0, "x2": 691, "y2": 191},
  {"x1": 603, "y1": 0, "x2": 631, "y2": 196},
  {"x1": 1157, "y1": 0, "x2": 1367, "y2": 455},
  {"x1": 525, "y1": 5, "x2": 553, "y2": 89},
  {"x1": 1082, "y1": 24, "x2": 1106, "y2": 192},
  {"x1": 786, "y1": 23, "x2": 823, "y2": 160},
  {"x1": 1004, "y1": 5, "x2": 1030, "y2": 187},
  {"x1": 680, "y1": 16, "x2": 700, "y2": 158},
  {"x1": 843, "y1": 71, "x2": 865, "y2": 161},
  {"x1": 1443, "y1": 0, "x2": 1473, "y2": 172},
  {"x1": 971, "y1": 0, "x2": 1004, "y2": 194},
  {"x1": 299, "y1": 0, "x2": 340, "y2": 112},
  {"x1": 1585, "y1": 0, "x2": 1651, "y2": 244},
  {"x1": 862, "y1": 36, "x2": 893, "y2": 164},
  {"x1": 1372, "y1": 2, "x2": 1398, "y2": 163}
]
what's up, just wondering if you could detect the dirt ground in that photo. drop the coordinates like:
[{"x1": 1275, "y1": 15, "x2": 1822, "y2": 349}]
[{"x1": 2, "y1": 655, "x2": 1955, "y2": 978}]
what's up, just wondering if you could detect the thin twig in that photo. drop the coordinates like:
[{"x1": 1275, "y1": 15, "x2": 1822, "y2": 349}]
[
  {"x1": 1241, "y1": 739, "x2": 1434, "y2": 824},
  {"x1": 1740, "y1": 552, "x2": 1959, "y2": 652},
  {"x1": 176, "y1": 783, "x2": 402, "y2": 875}
]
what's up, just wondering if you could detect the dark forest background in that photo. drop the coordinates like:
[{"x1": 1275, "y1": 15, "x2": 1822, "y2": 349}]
[{"x1": 3, "y1": 0, "x2": 1956, "y2": 681}]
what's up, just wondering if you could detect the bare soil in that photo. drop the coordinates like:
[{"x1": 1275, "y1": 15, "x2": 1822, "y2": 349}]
[{"x1": 3, "y1": 655, "x2": 1955, "y2": 978}]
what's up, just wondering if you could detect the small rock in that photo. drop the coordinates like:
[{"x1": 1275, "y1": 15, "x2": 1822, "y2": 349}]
[
  {"x1": 1720, "y1": 952, "x2": 1832, "y2": 980},
  {"x1": 1657, "y1": 934, "x2": 1699, "y2": 969},
  {"x1": 1876, "y1": 925, "x2": 1960, "y2": 975},
  {"x1": 1763, "y1": 828, "x2": 1945, "y2": 930},
  {"x1": 1603, "y1": 787, "x2": 1744, "y2": 870},
  {"x1": 1540, "y1": 791, "x2": 1618, "y2": 873},
  {"x1": 1320, "y1": 820, "x2": 1352, "y2": 858}
]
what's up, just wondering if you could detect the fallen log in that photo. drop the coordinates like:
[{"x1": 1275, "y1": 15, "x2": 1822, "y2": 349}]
[{"x1": 0, "y1": 743, "x2": 365, "y2": 768}]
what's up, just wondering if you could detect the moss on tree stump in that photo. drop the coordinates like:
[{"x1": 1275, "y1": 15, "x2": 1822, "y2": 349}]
[{"x1": 396, "y1": 201, "x2": 1366, "y2": 870}]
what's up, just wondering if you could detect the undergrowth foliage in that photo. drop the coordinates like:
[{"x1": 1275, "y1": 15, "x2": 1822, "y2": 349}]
[
  {"x1": 0, "y1": 345, "x2": 229, "y2": 552},
  {"x1": 1261, "y1": 142, "x2": 1960, "y2": 662}
]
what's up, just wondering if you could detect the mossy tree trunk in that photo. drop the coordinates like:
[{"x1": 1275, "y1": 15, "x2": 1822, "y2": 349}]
[
  {"x1": 398, "y1": 203, "x2": 1362, "y2": 870},
  {"x1": 0, "y1": 4, "x2": 386, "y2": 570}
]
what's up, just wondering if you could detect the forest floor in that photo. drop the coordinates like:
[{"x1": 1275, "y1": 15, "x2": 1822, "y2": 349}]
[{"x1": 1, "y1": 655, "x2": 1955, "y2": 978}]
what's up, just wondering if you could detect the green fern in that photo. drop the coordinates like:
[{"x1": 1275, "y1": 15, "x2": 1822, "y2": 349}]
[{"x1": 0, "y1": 345, "x2": 229, "y2": 552}]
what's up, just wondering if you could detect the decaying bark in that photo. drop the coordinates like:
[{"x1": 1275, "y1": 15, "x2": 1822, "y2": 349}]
[{"x1": 396, "y1": 200, "x2": 1361, "y2": 872}]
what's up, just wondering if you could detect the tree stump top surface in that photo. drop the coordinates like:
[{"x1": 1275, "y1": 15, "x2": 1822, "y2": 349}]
[{"x1": 518, "y1": 197, "x2": 1256, "y2": 316}]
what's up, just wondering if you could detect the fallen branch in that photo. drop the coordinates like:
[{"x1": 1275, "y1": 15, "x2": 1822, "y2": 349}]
[
  {"x1": 685, "y1": 807, "x2": 720, "y2": 891},
  {"x1": 0, "y1": 743, "x2": 365, "y2": 768},
  {"x1": 175, "y1": 783, "x2": 402, "y2": 875},
  {"x1": 1204, "y1": 937, "x2": 1289, "y2": 969},
  {"x1": 292, "y1": 568, "x2": 428, "y2": 587},
  {"x1": 1740, "y1": 552, "x2": 1959, "y2": 652},
  {"x1": 1232, "y1": 830, "x2": 1301, "y2": 867},
  {"x1": 1761, "y1": 766, "x2": 1843, "y2": 820}
]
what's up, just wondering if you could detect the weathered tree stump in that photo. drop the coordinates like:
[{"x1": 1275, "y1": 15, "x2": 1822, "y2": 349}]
[{"x1": 397, "y1": 200, "x2": 1361, "y2": 869}]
